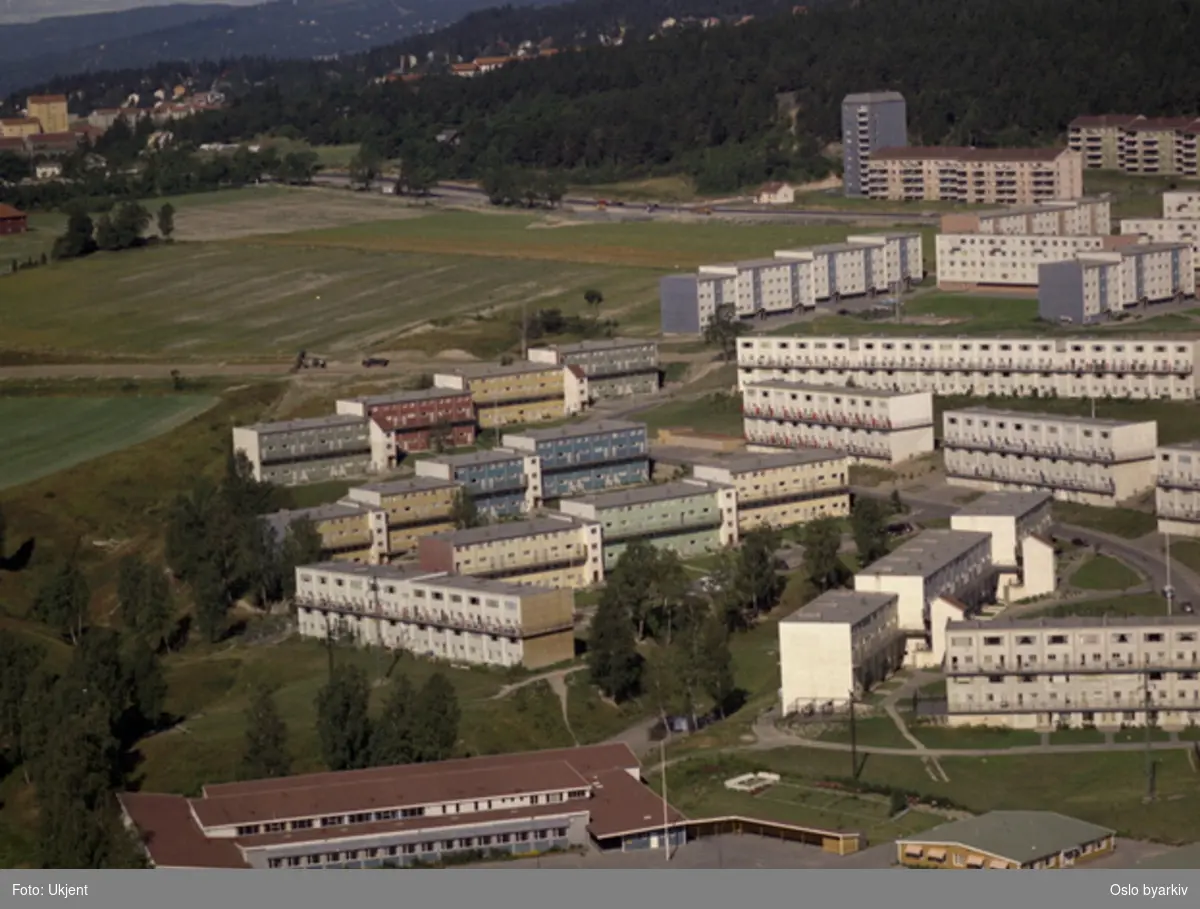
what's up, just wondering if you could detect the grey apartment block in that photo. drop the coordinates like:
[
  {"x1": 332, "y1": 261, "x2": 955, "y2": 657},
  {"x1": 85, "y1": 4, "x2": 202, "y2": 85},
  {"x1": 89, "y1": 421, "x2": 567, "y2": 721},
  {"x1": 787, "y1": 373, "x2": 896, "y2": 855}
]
[
  {"x1": 1037, "y1": 260, "x2": 1094, "y2": 325},
  {"x1": 232, "y1": 415, "x2": 372, "y2": 487},
  {"x1": 566, "y1": 340, "x2": 660, "y2": 398},
  {"x1": 842, "y1": 91, "x2": 908, "y2": 197},
  {"x1": 659, "y1": 274, "x2": 701, "y2": 334}
]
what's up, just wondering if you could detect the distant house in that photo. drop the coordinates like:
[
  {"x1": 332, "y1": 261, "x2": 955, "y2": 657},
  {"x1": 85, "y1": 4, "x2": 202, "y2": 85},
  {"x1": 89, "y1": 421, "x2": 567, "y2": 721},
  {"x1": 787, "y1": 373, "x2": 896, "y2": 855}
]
[
  {"x1": 450, "y1": 62, "x2": 479, "y2": 78},
  {"x1": 0, "y1": 203, "x2": 28, "y2": 235},
  {"x1": 0, "y1": 136, "x2": 28, "y2": 157},
  {"x1": 756, "y1": 181, "x2": 796, "y2": 205},
  {"x1": 24, "y1": 131, "x2": 80, "y2": 157},
  {"x1": 473, "y1": 56, "x2": 513, "y2": 73},
  {"x1": 35, "y1": 161, "x2": 62, "y2": 179},
  {"x1": 0, "y1": 117, "x2": 42, "y2": 139},
  {"x1": 435, "y1": 129, "x2": 461, "y2": 146}
]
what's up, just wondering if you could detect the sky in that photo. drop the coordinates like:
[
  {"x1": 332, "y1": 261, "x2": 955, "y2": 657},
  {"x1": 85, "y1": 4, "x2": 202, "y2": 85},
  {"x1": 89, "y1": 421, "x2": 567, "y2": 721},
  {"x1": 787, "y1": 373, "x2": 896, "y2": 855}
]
[{"x1": 0, "y1": 0, "x2": 265, "y2": 23}]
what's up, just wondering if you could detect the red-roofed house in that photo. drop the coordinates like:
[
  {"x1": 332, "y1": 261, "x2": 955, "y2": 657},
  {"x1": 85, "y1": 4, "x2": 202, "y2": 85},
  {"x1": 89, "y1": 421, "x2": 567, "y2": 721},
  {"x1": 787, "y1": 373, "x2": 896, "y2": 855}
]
[
  {"x1": 118, "y1": 743, "x2": 686, "y2": 868},
  {"x1": 451, "y1": 62, "x2": 479, "y2": 77},
  {"x1": 0, "y1": 203, "x2": 28, "y2": 235}
]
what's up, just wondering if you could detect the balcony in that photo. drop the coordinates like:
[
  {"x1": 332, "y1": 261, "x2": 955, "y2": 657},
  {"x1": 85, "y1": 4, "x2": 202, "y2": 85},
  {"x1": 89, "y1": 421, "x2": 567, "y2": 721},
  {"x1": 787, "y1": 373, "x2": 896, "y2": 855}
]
[
  {"x1": 747, "y1": 427, "x2": 887, "y2": 460},
  {"x1": 1158, "y1": 474, "x2": 1200, "y2": 493},
  {"x1": 466, "y1": 551, "x2": 590, "y2": 579},
  {"x1": 945, "y1": 464, "x2": 1115, "y2": 496},
  {"x1": 296, "y1": 597, "x2": 574, "y2": 638},
  {"x1": 942, "y1": 436, "x2": 1123, "y2": 464},
  {"x1": 604, "y1": 513, "x2": 722, "y2": 542},
  {"x1": 743, "y1": 402, "x2": 924, "y2": 431},
  {"x1": 1156, "y1": 503, "x2": 1200, "y2": 523}
]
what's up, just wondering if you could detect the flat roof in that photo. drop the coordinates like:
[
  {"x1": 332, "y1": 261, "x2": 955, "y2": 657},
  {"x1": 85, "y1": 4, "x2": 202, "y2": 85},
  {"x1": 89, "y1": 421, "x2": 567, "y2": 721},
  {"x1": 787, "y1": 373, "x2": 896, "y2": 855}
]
[
  {"x1": 944, "y1": 405, "x2": 1151, "y2": 429},
  {"x1": 782, "y1": 590, "x2": 897, "y2": 626},
  {"x1": 951, "y1": 490, "x2": 1053, "y2": 518},
  {"x1": 265, "y1": 501, "x2": 373, "y2": 526},
  {"x1": 242, "y1": 413, "x2": 365, "y2": 433},
  {"x1": 949, "y1": 614, "x2": 1200, "y2": 631},
  {"x1": 689, "y1": 448, "x2": 847, "y2": 473},
  {"x1": 352, "y1": 476, "x2": 460, "y2": 496},
  {"x1": 843, "y1": 91, "x2": 905, "y2": 104},
  {"x1": 1159, "y1": 441, "x2": 1200, "y2": 453},
  {"x1": 974, "y1": 199, "x2": 1105, "y2": 218},
  {"x1": 1119, "y1": 241, "x2": 1192, "y2": 255},
  {"x1": 539, "y1": 338, "x2": 656, "y2": 354},
  {"x1": 897, "y1": 811, "x2": 1114, "y2": 865},
  {"x1": 856, "y1": 529, "x2": 991, "y2": 579},
  {"x1": 435, "y1": 361, "x2": 562, "y2": 379},
  {"x1": 299, "y1": 561, "x2": 432, "y2": 582},
  {"x1": 340, "y1": 387, "x2": 469, "y2": 406},
  {"x1": 422, "y1": 448, "x2": 527, "y2": 467},
  {"x1": 745, "y1": 379, "x2": 918, "y2": 399},
  {"x1": 743, "y1": 333, "x2": 1198, "y2": 346},
  {"x1": 564, "y1": 480, "x2": 717, "y2": 509},
  {"x1": 427, "y1": 515, "x2": 591, "y2": 546},
  {"x1": 505, "y1": 419, "x2": 646, "y2": 442}
]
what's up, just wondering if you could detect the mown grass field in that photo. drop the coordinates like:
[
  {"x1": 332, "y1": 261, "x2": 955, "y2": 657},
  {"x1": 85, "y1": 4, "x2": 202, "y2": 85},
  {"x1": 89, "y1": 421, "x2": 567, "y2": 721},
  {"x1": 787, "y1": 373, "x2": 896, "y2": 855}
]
[
  {"x1": 0, "y1": 395, "x2": 217, "y2": 490},
  {"x1": 1030, "y1": 594, "x2": 1169, "y2": 619},
  {"x1": 1069, "y1": 554, "x2": 1143, "y2": 591}
]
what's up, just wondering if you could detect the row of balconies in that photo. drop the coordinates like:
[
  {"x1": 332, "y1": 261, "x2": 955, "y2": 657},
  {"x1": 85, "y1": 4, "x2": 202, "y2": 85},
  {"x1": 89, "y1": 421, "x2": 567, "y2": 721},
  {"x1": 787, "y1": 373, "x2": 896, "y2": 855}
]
[
  {"x1": 740, "y1": 353, "x2": 1194, "y2": 376},
  {"x1": 945, "y1": 466, "x2": 1116, "y2": 495},
  {"x1": 1157, "y1": 475, "x2": 1200, "y2": 493},
  {"x1": 950, "y1": 654, "x2": 1200, "y2": 674},
  {"x1": 948, "y1": 693, "x2": 1200, "y2": 712},
  {"x1": 743, "y1": 404, "x2": 904, "y2": 430},
  {"x1": 295, "y1": 598, "x2": 574, "y2": 638},
  {"x1": 1155, "y1": 503, "x2": 1200, "y2": 522},
  {"x1": 942, "y1": 438, "x2": 1126, "y2": 464}
]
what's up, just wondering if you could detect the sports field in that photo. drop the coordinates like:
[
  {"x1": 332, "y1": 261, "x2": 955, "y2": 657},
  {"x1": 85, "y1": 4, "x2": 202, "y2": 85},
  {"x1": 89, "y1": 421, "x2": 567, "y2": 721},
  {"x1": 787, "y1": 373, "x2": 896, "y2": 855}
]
[{"x1": 0, "y1": 395, "x2": 216, "y2": 490}]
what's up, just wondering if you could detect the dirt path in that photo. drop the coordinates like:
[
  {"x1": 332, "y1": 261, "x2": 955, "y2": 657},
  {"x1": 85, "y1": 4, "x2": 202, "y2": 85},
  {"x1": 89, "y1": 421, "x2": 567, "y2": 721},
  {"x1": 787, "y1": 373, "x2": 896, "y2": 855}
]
[{"x1": 489, "y1": 665, "x2": 586, "y2": 745}]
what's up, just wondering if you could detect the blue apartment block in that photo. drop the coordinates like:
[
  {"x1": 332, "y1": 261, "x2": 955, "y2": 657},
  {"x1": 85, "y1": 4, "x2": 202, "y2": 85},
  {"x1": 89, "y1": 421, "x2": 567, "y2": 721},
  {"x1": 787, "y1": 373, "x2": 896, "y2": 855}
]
[
  {"x1": 415, "y1": 449, "x2": 535, "y2": 518},
  {"x1": 502, "y1": 420, "x2": 650, "y2": 500}
]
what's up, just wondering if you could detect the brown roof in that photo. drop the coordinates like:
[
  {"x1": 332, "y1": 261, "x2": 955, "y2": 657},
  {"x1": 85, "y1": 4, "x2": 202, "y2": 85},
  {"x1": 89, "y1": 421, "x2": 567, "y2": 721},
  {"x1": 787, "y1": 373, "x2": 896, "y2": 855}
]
[
  {"x1": 118, "y1": 793, "x2": 249, "y2": 869},
  {"x1": 192, "y1": 760, "x2": 590, "y2": 828},
  {"x1": 27, "y1": 131, "x2": 79, "y2": 145},
  {"x1": 1070, "y1": 114, "x2": 1142, "y2": 129},
  {"x1": 585, "y1": 769, "x2": 686, "y2": 838},
  {"x1": 27, "y1": 94, "x2": 67, "y2": 104},
  {"x1": 451, "y1": 63, "x2": 479, "y2": 72},
  {"x1": 474, "y1": 56, "x2": 512, "y2": 65},
  {"x1": 0, "y1": 203, "x2": 26, "y2": 219},
  {"x1": 1123, "y1": 117, "x2": 1200, "y2": 132},
  {"x1": 759, "y1": 181, "x2": 787, "y2": 192},
  {"x1": 0, "y1": 138, "x2": 25, "y2": 152},
  {"x1": 871, "y1": 145, "x2": 1067, "y2": 163},
  {"x1": 0, "y1": 117, "x2": 38, "y2": 126}
]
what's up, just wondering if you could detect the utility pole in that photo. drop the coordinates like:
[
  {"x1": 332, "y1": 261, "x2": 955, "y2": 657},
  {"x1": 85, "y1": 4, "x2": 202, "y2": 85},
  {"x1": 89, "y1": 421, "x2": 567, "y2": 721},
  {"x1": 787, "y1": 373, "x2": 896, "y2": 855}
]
[
  {"x1": 1090, "y1": 397, "x2": 1096, "y2": 420},
  {"x1": 1166, "y1": 529, "x2": 1174, "y2": 616},
  {"x1": 521, "y1": 299, "x2": 528, "y2": 360},
  {"x1": 1144, "y1": 672, "x2": 1157, "y2": 803},
  {"x1": 660, "y1": 710, "x2": 671, "y2": 864},
  {"x1": 849, "y1": 690, "x2": 859, "y2": 780}
]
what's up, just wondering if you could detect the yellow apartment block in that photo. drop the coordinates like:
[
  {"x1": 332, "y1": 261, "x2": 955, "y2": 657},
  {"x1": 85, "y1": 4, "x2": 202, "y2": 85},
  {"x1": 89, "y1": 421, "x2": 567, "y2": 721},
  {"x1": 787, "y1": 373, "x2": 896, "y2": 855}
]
[
  {"x1": 26, "y1": 94, "x2": 68, "y2": 134},
  {"x1": 0, "y1": 117, "x2": 42, "y2": 138},
  {"x1": 690, "y1": 449, "x2": 850, "y2": 533},
  {"x1": 433, "y1": 361, "x2": 586, "y2": 429},
  {"x1": 266, "y1": 503, "x2": 378, "y2": 563},
  {"x1": 866, "y1": 146, "x2": 1083, "y2": 205},
  {"x1": 343, "y1": 477, "x2": 458, "y2": 555}
]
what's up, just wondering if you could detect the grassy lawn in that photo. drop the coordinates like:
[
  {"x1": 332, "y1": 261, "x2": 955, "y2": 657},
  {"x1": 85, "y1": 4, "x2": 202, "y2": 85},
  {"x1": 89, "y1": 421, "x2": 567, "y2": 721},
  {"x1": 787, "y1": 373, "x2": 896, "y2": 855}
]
[
  {"x1": 0, "y1": 211, "x2": 66, "y2": 266},
  {"x1": 1112, "y1": 727, "x2": 1172, "y2": 744},
  {"x1": 912, "y1": 725, "x2": 1041, "y2": 750},
  {"x1": 1083, "y1": 171, "x2": 1200, "y2": 219},
  {"x1": 1070, "y1": 554, "x2": 1142, "y2": 591},
  {"x1": 849, "y1": 464, "x2": 897, "y2": 487},
  {"x1": 653, "y1": 757, "x2": 944, "y2": 840},
  {"x1": 1169, "y1": 540, "x2": 1200, "y2": 576},
  {"x1": 282, "y1": 480, "x2": 356, "y2": 509},
  {"x1": 564, "y1": 670, "x2": 649, "y2": 744},
  {"x1": 1030, "y1": 594, "x2": 1169, "y2": 619},
  {"x1": 0, "y1": 394, "x2": 217, "y2": 491},
  {"x1": 637, "y1": 392, "x2": 744, "y2": 437},
  {"x1": 918, "y1": 678, "x2": 947, "y2": 699},
  {"x1": 1052, "y1": 502, "x2": 1158, "y2": 539},
  {"x1": 1048, "y1": 728, "x2": 1107, "y2": 745},
  {"x1": 814, "y1": 715, "x2": 914, "y2": 749},
  {"x1": 573, "y1": 175, "x2": 701, "y2": 203}
]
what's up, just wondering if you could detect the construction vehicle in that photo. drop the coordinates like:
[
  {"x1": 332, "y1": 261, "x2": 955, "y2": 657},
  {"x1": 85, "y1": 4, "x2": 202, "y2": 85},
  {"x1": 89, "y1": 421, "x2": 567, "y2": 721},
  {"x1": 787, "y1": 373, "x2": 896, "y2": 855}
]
[
  {"x1": 292, "y1": 350, "x2": 327, "y2": 371},
  {"x1": 362, "y1": 356, "x2": 390, "y2": 368}
]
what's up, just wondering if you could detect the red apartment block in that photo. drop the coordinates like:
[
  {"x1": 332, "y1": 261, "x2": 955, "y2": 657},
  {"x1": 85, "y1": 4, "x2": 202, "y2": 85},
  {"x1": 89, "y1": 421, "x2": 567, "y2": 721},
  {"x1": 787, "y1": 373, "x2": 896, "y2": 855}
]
[{"x1": 337, "y1": 388, "x2": 477, "y2": 453}]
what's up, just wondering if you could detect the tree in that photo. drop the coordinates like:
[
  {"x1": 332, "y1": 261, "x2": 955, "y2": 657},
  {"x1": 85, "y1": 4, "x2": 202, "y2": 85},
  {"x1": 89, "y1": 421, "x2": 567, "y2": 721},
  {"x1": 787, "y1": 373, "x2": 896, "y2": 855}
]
[
  {"x1": 94, "y1": 213, "x2": 119, "y2": 251},
  {"x1": 117, "y1": 555, "x2": 173, "y2": 647},
  {"x1": 52, "y1": 209, "x2": 95, "y2": 260},
  {"x1": 583, "y1": 288, "x2": 604, "y2": 323},
  {"x1": 698, "y1": 611, "x2": 736, "y2": 716},
  {"x1": 279, "y1": 517, "x2": 324, "y2": 599},
  {"x1": 800, "y1": 516, "x2": 843, "y2": 592},
  {"x1": 0, "y1": 635, "x2": 42, "y2": 760},
  {"x1": 241, "y1": 686, "x2": 291, "y2": 780},
  {"x1": 410, "y1": 672, "x2": 460, "y2": 762},
  {"x1": 370, "y1": 674, "x2": 416, "y2": 767},
  {"x1": 450, "y1": 489, "x2": 481, "y2": 530},
  {"x1": 890, "y1": 489, "x2": 907, "y2": 515},
  {"x1": 120, "y1": 635, "x2": 166, "y2": 738},
  {"x1": 540, "y1": 171, "x2": 566, "y2": 207},
  {"x1": 703, "y1": 303, "x2": 747, "y2": 362},
  {"x1": 604, "y1": 541, "x2": 657, "y2": 640},
  {"x1": 587, "y1": 585, "x2": 641, "y2": 702},
  {"x1": 32, "y1": 560, "x2": 91, "y2": 644},
  {"x1": 193, "y1": 564, "x2": 231, "y2": 644},
  {"x1": 646, "y1": 549, "x2": 690, "y2": 643},
  {"x1": 736, "y1": 528, "x2": 782, "y2": 617},
  {"x1": 314, "y1": 664, "x2": 372, "y2": 771},
  {"x1": 157, "y1": 202, "x2": 175, "y2": 240},
  {"x1": 348, "y1": 145, "x2": 382, "y2": 190},
  {"x1": 851, "y1": 497, "x2": 890, "y2": 567},
  {"x1": 111, "y1": 201, "x2": 151, "y2": 249}
]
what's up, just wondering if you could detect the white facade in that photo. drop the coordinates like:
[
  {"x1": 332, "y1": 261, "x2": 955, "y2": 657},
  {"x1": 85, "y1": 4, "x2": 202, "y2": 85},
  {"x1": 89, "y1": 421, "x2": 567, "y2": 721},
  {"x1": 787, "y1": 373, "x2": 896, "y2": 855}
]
[
  {"x1": 943, "y1": 407, "x2": 1158, "y2": 507},
  {"x1": 947, "y1": 198, "x2": 1111, "y2": 237},
  {"x1": 1163, "y1": 190, "x2": 1200, "y2": 219},
  {"x1": 853, "y1": 529, "x2": 995, "y2": 658},
  {"x1": 741, "y1": 381, "x2": 934, "y2": 465},
  {"x1": 944, "y1": 615, "x2": 1200, "y2": 730},
  {"x1": 1120, "y1": 218, "x2": 1200, "y2": 269},
  {"x1": 936, "y1": 233, "x2": 1111, "y2": 288},
  {"x1": 697, "y1": 257, "x2": 813, "y2": 318},
  {"x1": 778, "y1": 590, "x2": 905, "y2": 716},
  {"x1": 736, "y1": 334, "x2": 1200, "y2": 401},
  {"x1": 1156, "y1": 441, "x2": 1200, "y2": 539},
  {"x1": 949, "y1": 490, "x2": 1054, "y2": 568},
  {"x1": 292, "y1": 562, "x2": 574, "y2": 669}
]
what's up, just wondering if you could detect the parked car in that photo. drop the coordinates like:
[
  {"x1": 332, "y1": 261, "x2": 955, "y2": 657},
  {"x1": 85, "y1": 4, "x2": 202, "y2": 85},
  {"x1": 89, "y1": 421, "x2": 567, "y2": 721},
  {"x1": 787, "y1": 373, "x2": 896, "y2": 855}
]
[{"x1": 362, "y1": 356, "x2": 390, "y2": 368}]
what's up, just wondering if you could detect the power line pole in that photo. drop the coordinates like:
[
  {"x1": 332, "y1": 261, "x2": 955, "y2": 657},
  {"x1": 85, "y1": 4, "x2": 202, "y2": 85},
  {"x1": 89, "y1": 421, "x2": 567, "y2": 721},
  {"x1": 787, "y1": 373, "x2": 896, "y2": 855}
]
[
  {"x1": 849, "y1": 690, "x2": 859, "y2": 780},
  {"x1": 1144, "y1": 672, "x2": 1157, "y2": 803}
]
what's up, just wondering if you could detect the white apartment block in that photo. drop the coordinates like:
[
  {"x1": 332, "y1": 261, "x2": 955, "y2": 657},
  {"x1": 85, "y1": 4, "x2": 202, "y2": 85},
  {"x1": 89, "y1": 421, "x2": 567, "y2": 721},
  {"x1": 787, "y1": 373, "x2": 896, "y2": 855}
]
[
  {"x1": 940, "y1": 198, "x2": 1111, "y2": 238},
  {"x1": 1156, "y1": 442, "x2": 1200, "y2": 539},
  {"x1": 853, "y1": 529, "x2": 995, "y2": 659},
  {"x1": 741, "y1": 381, "x2": 934, "y2": 465},
  {"x1": 949, "y1": 490, "x2": 1053, "y2": 569},
  {"x1": 1163, "y1": 190, "x2": 1200, "y2": 219},
  {"x1": 943, "y1": 615, "x2": 1200, "y2": 730},
  {"x1": 1039, "y1": 244, "x2": 1196, "y2": 326},
  {"x1": 293, "y1": 562, "x2": 575, "y2": 670},
  {"x1": 736, "y1": 334, "x2": 1200, "y2": 401},
  {"x1": 1120, "y1": 218, "x2": 1200, "y2": 270},
  {"x1": 778, "y1": 590, "x2": 906, "y2": 716},
  {"x1": 943, "y1": 408, "x2": 1158, "y2": 508},
  {"x1": 935, "y1": 233, "x2": 1133, "y2": 289}
]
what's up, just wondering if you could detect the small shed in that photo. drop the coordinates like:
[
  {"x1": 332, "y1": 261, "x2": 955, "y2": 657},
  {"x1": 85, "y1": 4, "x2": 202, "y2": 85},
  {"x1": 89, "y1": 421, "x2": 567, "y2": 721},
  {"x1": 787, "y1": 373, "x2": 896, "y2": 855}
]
[
  {"x1": 756, "y1": 182, "x2": 796, "y2": 205},
  {"x1": 0, "y1": 203, "x2": 28, "y2": 235}
]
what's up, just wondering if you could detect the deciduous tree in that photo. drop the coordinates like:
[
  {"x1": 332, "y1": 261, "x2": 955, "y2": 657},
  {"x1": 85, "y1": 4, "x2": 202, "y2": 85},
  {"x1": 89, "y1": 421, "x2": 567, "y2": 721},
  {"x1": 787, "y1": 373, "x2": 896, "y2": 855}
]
[
  {"x1": 410, "y1": 672, "x2": 460, "y2": 762},
  {"x1": 587, "y1": 585, "x2": 642, "y2": 702},
  {"x1": 241, "y1": 686, "x2": 291, "y2": 780},
  {"x1": 800, "y1": 516, "x2": 843, "y2": 592},
  {"x1": 851, "y1": 496, "x2": 890, "y2": 567},
  {"x1": 315, "y1": 664, "x2": 373, "y2": 771}
]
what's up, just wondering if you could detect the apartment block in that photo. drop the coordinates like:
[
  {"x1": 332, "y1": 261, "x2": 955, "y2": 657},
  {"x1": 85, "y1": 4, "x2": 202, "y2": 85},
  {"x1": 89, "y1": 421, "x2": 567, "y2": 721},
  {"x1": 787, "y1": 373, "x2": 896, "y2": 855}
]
[
  {"x1": 936, "y1": 232, "x2": 1138, "y2": 290},
  {"x1": 232, "y1": 415, "x2": 374, "y2": 486},
  {"x1": 736, "y1": 334, "x2": 1200, "y2": 401},
  {"x1": 264, "y1": 502, "x2": 382, "y2": 563},
  {"x1": 119, "y1": 742, "x2": 682, "y2": 869},
  {"x1": 1069, "y1": 115, "x2": 1140, "y2": 170},
  {"x1": 741, "y1": 381, "x2": 934, "y2": 464},
  {"x1": 558, "y1": 480, "x2": 737, "y2": 570},
  {"x1": 1070, "y1": 115, "x2": 1200, "y2": 176},
  {"x1": 502, "y1": 420, "x2": 650, "y2": 501},
  {"x1": 26, "y1": 94, "x2": 68, "y2": 134},
  {"x1": 1039, "y1": 243, "x2": 1195, "y2": 324},
  {"x1": 342, "y1": 478, "x2": 459, "y2": 555},
  {"x1": 689, "y1": 449, "x2": 850, "y2": 533},
  {"x1": 433, "y1": 362, "x2": 586, "y2": 429},
  {"x1": 943, "y1": 614, "x2": 1200, "y2": 730},
  {"x1": 949, "y1": 490, "x2": 1053, "y2": 569},
  {"x1": 293, "y1": 562, "x2": 575, "y2": 669},
  {"x1": 336, "y1": 388, "x2": 476, "y2": 460},
  {"x1": 866, "y1": 147, "x2": 1084, "y2": 205},
  {"x1": 1155, "y1": 442, "x2": 1200, "y2": 538},
  {"x1": 778, "y1": 590, "x2": 906, "y2": 715},
  {"x1": 940, "y1": 197, "x2": 1110, "y2": 237},
  {"x1": 854, "y1": 529, "x2": 995, "y2": 657},
  {"x1": 943, "y1": 407, "x2": 1158, "y2": 508},
  {"x1": 1120, "y1": 218, "x2": 1200, "y2": 269},
  {"x1": 658, "y1": 234, "x2": 923, "y2": 334},
  {"x1": 418, "y1": 515, "x2": 604, "y2": 589},
  {"x1": 416, "y1": 449, "x2": 540, "y2": 518},
  {"x1": 841, "y1": 91, "x2": 908, "y2": 197},
  {"x1": 1163, "y1": 190, "x2": 1200, "y2": 219},
  {"x1": 527, "y1": 339, "x2": 660, "y2": 400}
]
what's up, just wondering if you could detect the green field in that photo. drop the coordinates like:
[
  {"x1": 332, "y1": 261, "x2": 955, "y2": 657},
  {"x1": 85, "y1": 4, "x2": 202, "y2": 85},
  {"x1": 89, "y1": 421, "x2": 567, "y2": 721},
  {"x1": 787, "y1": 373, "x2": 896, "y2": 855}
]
[
  {"x1": 1051, "y1": 502, "x2": 1159, "y2": 538},
  {"x1": 0, "y1": 395, "x2": 216, "y2": 490},
  {"x1": 638, "y1": 392, "x2": 744, "y2": 436},
  {"x1": 1083, "y1": 171, "x2": 1200, "y2": 220},
  {"x1": 0, "y1": 212, "x2": 67, "y2": 267},
  {"x1": 1030, "y1": 594, "x2": 1169, "y2": 619},
  {"x1": 1070, "y1": 554, "x2": 1142, "y2": 591}
]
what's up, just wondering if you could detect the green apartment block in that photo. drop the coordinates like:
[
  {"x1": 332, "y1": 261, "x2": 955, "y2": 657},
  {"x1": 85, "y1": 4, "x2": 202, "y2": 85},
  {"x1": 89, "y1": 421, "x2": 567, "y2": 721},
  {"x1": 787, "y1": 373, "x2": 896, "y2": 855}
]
[{"x1": 557, "y1": 479, "x2": 738, "y2": 570}]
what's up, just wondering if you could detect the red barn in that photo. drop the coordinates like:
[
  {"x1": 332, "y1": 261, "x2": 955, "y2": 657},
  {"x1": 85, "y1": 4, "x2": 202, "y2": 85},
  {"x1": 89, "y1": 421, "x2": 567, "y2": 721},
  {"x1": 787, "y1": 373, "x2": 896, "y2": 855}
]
[{"x1": 0, "y1": 203, "x2": 28, "y2": 235}]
